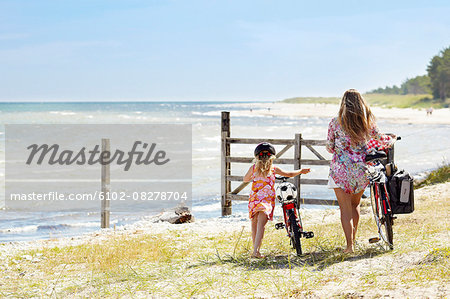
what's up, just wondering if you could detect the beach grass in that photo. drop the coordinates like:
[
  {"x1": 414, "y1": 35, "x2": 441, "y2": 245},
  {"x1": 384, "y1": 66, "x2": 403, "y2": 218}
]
[
  {"x1": 282, "y1": 93, "x2": 449, "y2": 109},
  {"x1": 1, "y1": 182, "x2": 449, "y2": 297},
  {"x1": 363, "y1": 93, "x2": 448, "y2": 109},
  {"x1": 415, "y1": 163, "x2": 450, "y2": 188}
]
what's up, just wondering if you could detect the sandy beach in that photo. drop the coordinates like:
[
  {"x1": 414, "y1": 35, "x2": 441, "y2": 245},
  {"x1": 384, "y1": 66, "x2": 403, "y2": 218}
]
[
  {"x1": 0, "y1": 204, "x2": 339, "y2": 259},
  {"x1": 227, "y1": 102, "x2": 450, "y2": 125},
  {"x1": 0, "y1": 182, "x2": 446, "y2": 257},
  {"x1": 1, "y1": 182, "x2": 449, "y2": 297}
]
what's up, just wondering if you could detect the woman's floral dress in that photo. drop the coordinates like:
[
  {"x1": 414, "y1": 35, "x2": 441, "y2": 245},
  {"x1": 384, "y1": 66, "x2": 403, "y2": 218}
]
[
  {"x1": 248, "y1": 165, "x2": 277, "y2": 220},
  {"x1": 326, "y1": 117, "x2": 394, "y2": 194}
]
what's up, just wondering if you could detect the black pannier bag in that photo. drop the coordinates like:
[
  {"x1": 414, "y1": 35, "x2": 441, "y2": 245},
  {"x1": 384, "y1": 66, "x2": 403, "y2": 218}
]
[{"x1": 387, "y1": 169, "x2": 414, "y2": 214}]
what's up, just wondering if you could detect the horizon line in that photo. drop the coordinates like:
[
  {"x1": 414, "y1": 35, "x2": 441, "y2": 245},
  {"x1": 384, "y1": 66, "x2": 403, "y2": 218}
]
[{"x1": 0, "y1": 96, "x2": 344, "y2": 104}]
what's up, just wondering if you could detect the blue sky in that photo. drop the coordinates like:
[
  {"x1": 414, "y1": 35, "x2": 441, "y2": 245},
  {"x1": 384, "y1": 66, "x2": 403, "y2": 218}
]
[{"x1": 0, "y1": 0, "x2": 449, "y2": 101}]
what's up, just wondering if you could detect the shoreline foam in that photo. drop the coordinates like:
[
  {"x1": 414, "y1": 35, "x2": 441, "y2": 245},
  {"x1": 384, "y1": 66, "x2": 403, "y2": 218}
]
[{"x1": 229, "y1": 102, "x2": 450, "y2": 125}]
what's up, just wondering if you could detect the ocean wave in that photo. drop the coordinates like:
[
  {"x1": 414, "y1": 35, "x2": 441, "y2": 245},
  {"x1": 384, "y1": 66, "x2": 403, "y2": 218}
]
[
  {"x1": 0, "y1": 225, "x2": 38, "y2": 233},
  {"x1": 192, "y1": 110, "x2": 270, "y2": 118},
  {"x1": 193, "y1": 157, "x2": 217, "y2": 161},
  {"x1": 202, "y1": 136, "x2": 220, "y2": 142},
  {"x1": 191, "y1": 111, "x2": 221, "y2": 117},
  {"x1": 0, "y1": 222, "x2": 100, "y2": 234},
  {"x1": 194, "y1": 147, "x2": 217, "y2": 152},
  {"x1": 192, "y1": 202, "x2": 221, "y2": 212},
  {"x1": 49, "y1": 111, "x2": 76, "y2": 116}
]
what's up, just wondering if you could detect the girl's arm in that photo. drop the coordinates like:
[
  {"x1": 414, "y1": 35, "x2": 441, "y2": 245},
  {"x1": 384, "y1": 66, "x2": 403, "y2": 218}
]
[
  {"x1": 243, "y1": 165, "x2": 254, "y2": 182},
  {"x1": 274, "y1": 167, "x2": 310, "y2": 178}
]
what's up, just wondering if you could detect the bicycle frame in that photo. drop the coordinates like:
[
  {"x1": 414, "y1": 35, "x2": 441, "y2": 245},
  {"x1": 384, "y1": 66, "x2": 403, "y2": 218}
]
[
  {"x1": 367, "y1": 155, "x2": 395, "y2": 249},
  {"x1": 372, "y1": 177, "x2": 393, "y2": 217},
  {"x1": 275, "y1": 177, "x2": 314, "y2": 255},
  {"x1": 280, "y1": 200, "x2": 301, "y2": 237}
]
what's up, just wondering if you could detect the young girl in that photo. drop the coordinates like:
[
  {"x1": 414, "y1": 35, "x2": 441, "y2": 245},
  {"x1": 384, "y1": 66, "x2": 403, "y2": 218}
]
[{"x1": 243, "y1": 142, "x2": 311, "y2": 258}]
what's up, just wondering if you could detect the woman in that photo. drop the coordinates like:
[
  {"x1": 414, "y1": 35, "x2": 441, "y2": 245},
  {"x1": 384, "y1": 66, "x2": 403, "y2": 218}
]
[{"x1": 326, "y1": 89, "x2": 395, "y2": 253}]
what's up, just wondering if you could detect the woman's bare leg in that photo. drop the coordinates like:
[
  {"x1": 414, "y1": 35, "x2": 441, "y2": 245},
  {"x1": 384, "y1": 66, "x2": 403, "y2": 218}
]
[
  {"x1": 350, "y1": 190, "x2": 364, "y2": 243},
  {"x1": 334, "y1": 188, "x2": 354, "y2": 253}
]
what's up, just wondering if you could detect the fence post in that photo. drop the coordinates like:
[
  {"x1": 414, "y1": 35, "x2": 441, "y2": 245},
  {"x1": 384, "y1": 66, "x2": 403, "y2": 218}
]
[
  {"x1": 221, "y1": 111, "x2": 232, "y2": 216},
  {"x1": 101, "y1": 138, "x2": 110, "y2": 228},
  {"x1": 294, "y1": 134, "x2": 302, "y2": 206}
]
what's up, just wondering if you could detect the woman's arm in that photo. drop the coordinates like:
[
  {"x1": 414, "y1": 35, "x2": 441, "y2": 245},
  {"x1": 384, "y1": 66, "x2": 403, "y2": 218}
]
[
  {"x1": 274, "y1": 167, "x2": 311, "y2": 178},
  {"x1": 369, "y1": 125, "x2": 396, "y2": 148},
  {"x1": 243, "y1": 165, "x2": 254, "y2": 182},
  {"x1": 326, "y1": 118, "x2": 336, "y2": 153}
]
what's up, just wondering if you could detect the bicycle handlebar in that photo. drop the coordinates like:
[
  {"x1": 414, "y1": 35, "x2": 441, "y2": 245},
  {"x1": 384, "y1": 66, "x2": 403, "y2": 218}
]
[
  {"x1": 365, "y1": 150, "x2": 387, "y2": 162},
  {"x1": 365, "y1": 135, "x2": 401, "y2": 163},
  {"x1": 275, "y1": 176, "x2": 289, "y2": 182}
]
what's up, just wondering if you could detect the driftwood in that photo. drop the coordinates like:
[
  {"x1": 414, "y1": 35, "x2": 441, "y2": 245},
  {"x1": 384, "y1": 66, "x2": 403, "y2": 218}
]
[{"x1": 156, "y1": 205, "x2": 194, "y2": 224}]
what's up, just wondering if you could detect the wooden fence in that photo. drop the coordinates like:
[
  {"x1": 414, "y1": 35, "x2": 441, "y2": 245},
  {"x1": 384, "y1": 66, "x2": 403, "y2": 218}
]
[{"x1": 221, "y1": 111, "x2": 336, "y2": 216}]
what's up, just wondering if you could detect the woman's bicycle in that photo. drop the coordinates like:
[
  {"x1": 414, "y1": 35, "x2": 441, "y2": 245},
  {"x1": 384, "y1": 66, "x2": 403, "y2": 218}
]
[
  {"x1": 365, "y1": 137, "x2": 401, "y2": 250},
  {"x1": 274, "y1": 176, "x2": 314, "y2": 255}
]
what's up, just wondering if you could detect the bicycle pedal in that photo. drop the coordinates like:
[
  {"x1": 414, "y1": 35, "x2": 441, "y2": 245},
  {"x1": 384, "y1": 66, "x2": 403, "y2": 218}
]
[
  {"x1": 369, "y1": 237, "x2": 380, "y2": 243},
  {"x1": 303, "y1": 231, "x2": 314, "y2": 239},
  {"x1": 275, "y1": 222, "x2": 285, "y2": 230}
]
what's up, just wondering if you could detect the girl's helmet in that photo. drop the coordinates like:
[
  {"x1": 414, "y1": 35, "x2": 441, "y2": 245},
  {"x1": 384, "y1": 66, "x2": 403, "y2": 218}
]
[{"x1": 254, "y1": 142, "x2": 276, "y2": 158}]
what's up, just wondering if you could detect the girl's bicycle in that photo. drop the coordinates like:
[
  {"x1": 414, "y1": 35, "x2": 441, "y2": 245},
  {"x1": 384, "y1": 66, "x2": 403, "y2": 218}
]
[
  {"x1": 365, "y1": 137, "x2": 401, "y2": 250},
  {"x1": 274, "y1": 176, "x2": 314, "y2": 255}
]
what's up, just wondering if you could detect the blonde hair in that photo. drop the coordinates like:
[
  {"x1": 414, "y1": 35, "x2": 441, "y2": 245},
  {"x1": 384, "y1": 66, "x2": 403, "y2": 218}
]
[
  {"x1": 338, "y1": 89, "x2": 375, "y2": 144},
  {"x1": 253, "y1": 155, "x2": 275, "y2": 177}
]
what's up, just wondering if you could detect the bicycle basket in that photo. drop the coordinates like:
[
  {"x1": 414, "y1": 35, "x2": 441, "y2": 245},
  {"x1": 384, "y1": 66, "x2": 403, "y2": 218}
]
[{"x1": 387, "y1": 169, "x2": 414, "y2": 214}]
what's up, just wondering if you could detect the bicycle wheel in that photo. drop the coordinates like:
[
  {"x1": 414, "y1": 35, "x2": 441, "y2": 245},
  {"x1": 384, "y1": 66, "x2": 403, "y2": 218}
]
[
  {"x1": 384, "y1": 213, "x2": 394, "y2": 250},
  {"x1": 288, "y1": 211, "x2": 302, "y2": 255},
  {"x1": 370, "y1": 184, "x2": 394, "y2": 250},
  {"x1": 296, "y1": 207, "x2": 303, "y2": 230}
]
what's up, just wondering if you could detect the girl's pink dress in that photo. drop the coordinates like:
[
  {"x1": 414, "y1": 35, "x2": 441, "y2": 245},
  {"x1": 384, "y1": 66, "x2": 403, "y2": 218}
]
[{"x1": 248, "y1": 165, "x2": 277, "y2": 220}]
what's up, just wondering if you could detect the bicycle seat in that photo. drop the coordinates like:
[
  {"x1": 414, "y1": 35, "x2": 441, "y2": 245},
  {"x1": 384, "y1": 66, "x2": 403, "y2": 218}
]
[{"x1": 365, "y1": 150, "x2": 387, "y2": 162}]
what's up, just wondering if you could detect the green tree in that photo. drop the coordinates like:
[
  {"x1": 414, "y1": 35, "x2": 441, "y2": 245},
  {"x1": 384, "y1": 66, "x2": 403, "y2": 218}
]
[
  {"x1": 370, "y1": 85, "x2": 402, "y2": 94},
  {"x1": 427, "y1": 46, "x2": 450, "y2": 101},
  {"x1": 370, "y1": 76, "x2": 431, "y2": 95},
  {"x1": 401, "y1": 75, "x2": 431, "y2": 95}
]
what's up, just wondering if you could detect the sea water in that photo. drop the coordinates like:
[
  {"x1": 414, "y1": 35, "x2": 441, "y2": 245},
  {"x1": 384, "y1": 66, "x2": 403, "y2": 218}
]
[{"x1": 0, "y1": 101, "x2": 448, "y2": 242}]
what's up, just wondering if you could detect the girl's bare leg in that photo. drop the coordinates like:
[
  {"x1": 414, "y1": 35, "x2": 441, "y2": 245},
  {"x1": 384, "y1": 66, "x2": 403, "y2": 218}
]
[
  {"x1": 334, "y1": 188, "x2": 354, "y2": 253},
  {"x1": 251, "y1": 214, "x2": 258, "y2": 248},
  {"x1": 252, "y1": 212, "x2": 268, "y2": 257}
]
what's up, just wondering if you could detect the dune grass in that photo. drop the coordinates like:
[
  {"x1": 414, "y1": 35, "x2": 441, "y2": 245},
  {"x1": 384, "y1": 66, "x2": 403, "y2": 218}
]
[
  {"x1": 282, "y1": 93, "x2": 449, "y2": 109},
  {"x1": 1, "y1": 183, "x2": 449, "y2": 297},
  {"x1": 363, "y1": 93, "x2": 448, "y2": 109},
  {"x1": 415, "y1": 163, "x2": 450, "y2": 188}
]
